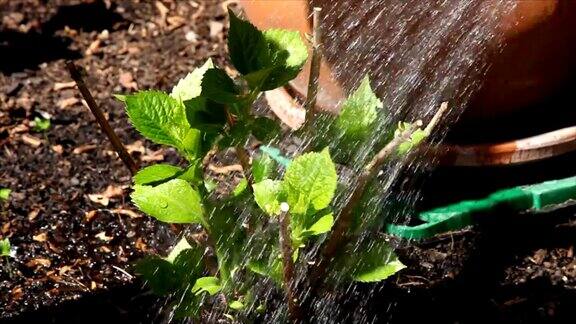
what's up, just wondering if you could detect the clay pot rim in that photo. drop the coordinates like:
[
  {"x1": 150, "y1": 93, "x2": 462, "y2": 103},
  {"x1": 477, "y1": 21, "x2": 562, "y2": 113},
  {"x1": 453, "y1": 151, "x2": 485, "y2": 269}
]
[{"x1": 265, "y1": 87, "x2": 576, "y2": 167}]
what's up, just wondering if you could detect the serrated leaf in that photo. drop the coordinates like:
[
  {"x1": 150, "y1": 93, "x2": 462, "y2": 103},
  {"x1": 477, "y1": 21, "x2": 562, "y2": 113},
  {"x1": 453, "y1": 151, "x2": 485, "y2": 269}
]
[
  {"x1": 131, "y1": 179, "x2": 204, "y2": 224},
  {"x1": 124, "y1": 91, "x2": 194, "y2": 152},
  {"x1": 253, "y1": 179, "x2": 282, "y2": 216},
  {"x1": 184, "y1": 96, "x2": 227, "y2": 133},
  {"x1": 171, "y1": 59, "x2": 214, "y2": 102},
  {"x1": 134, "y1": 164, "x2": 183, "y2": 186},
  {"x1": 228, "y1": 9, "x2": 269, "y2": 75},
  {"x1": 306, "y1": 212, "x2": 334, "y2": 235},
  {"x1": 261, "y1": 29, "x2": 308, "y2": 90},
  {"x1": 229, "y1": 300, "x2": 245, "y2": 310},
  {"x1": 252, "y1": 152, "x2": 276, "y2": 183},
  {"x1": 166, "y1": 237, "x2": 193, "y2": 263},
  {"x1": 0, "y1": 188, "x2": 11, "y2": 202},
  {"x1": 282, "y1": 149, "x2": 337, "y2": 215},
  {"x1": 334, "y1": 75, "x2": 383, "y2": 142},
  {"x1": 334, "y1": 238, "x2": 406, "y2": 283},
  {"x1": 192, "y1": 276, "x2": 221, "y2": 296},
  {"x1": 251, "y1": 116, "x2": 281, "y2": 142},
  {"x1": 134, "y1": 256, "x2": 180, "y2": 295},
  {"x1": 201, "y1": 68, "x2": 239, "y2": 104},
  {"x1": 0, "y1": 238, "x2": 11, "y2": 257}
]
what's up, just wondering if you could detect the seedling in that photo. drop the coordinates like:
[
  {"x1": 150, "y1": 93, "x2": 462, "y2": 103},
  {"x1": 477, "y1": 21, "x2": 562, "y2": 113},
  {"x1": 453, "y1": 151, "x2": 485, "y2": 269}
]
[
  {"x1": 0, "y1": 188, "x2": 10, "y2": 202},
  {"x1": 32, "y1": 116, "x2": 51, "y2": 132},
  {"x1": 100, "y1": 9, "x2": 446, "y2": 322}
]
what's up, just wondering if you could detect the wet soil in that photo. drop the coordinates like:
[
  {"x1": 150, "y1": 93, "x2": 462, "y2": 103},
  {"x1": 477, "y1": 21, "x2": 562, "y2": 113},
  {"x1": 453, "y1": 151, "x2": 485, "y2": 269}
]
[{"x1": 1, "y1": 1, "x2": 575, "y2": 323}]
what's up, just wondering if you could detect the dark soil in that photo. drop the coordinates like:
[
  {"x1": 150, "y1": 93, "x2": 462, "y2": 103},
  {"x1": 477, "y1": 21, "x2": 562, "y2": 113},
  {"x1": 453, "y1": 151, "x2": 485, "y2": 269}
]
[{"x1": 1, "y1": 1, "x2": 575, "y2": 323}]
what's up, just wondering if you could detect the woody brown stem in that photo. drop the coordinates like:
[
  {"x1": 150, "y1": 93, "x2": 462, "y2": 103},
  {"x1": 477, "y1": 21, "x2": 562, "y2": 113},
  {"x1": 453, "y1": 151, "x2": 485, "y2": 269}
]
[
  {"x1": 309, "y1": 102, "x2": 449, "y2": 291},
  {"x1": 66, "y1": 61, "x2": 138, "y2": 175},
  {"x1": 302, "y1": 7, "x2": 323, "y2": 130},
  {"x1": 279, "y1": 206, "x2": 301, "y2": 323}
]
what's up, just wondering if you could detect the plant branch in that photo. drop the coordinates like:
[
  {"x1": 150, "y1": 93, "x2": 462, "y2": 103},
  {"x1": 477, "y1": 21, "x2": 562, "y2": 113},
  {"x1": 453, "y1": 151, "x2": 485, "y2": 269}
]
[
  {"x1": 302, "y1": 7, "x2": 323, "y2": 130},
  {"x1": 278, "y1": 204, "x2": 301, "y2": 323},
  {"x1": 309, "y1": 102, "x2": 449, "y2": 289},
  {"x1": 66, "y1": 61, "x2": 138, "y2": 175},
  {"x1": 235, "y1": 145, "x2": 254, "y2": 191}
]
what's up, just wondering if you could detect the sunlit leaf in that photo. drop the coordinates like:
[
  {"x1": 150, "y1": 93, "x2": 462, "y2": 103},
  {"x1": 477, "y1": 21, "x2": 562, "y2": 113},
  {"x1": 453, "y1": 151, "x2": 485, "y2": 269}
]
[
  {"x1": 131, "y1": 179, "x2": 204, "y2": 224},
  {"x1": 282, "y1": 148, "x2": 337, "y2": 215},
  {"x1": 253, "y1": 179, "x2": 282, "y2": 216},
  {"x1": 192, "y1": 276, "x2": 222, "y2": 296},
  {"x1": 171, "y1": 59, "x2": 214, "y2": 102}
]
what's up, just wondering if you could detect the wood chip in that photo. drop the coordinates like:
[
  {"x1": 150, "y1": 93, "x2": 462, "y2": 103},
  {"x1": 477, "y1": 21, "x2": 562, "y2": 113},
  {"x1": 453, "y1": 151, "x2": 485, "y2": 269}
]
[
  {"x1": 57, "y1": 97, "x2": 80, "y2": 109},
  {"x1": 28, "y1": 209, "x2": 40, "y2": 221},
  {"x1": 208, "y1": 163, "x2": 243, "y2": 174},
  {"x1": 85, "y1": 39, "x2": 101, "y2": 56},
  {"x1": 51, "y1": 144, "x2": 64, "y2": 154},
  {"x1": 209, "y1": 21, "x2": 224, "y2": 38},
  {"x1": 58, "y1": 265, "x2": 73, "y2": 276},
  {"x1": 119, "y1": 71, "x2": 138, "y2": 90},
  {"x1": 32, "y1": 232, "x2": 47, "y2": 242},
  {"x1": 53, "y1": 81, "x2": 76, "y2": 91},
  {"x1": 141, "y1": 149, "x2": 165, "y2": 162},
  {"x1": 125, "y1": 140, "x2": 146, "y2": 154},
  {"x1": 111, "y1": 208, "x2": 141, "y2": 219},
  {"x1": 73, "y1": 144, "x2": 97, "y2": 154},
  {"x1": 21, "y1": 134, "x2": 42, "y2": 147},
  {"x1": 91, "y1": 281, "x2": 98, "y2": 290},
  {"x1": 95, "y1": 231, "x2": 113, "y2": 242},
  {"x1": 26, "y1": 258, "x2": 51, "y2": 268},
  {"x1": 135, "y1": 237, "x2": 147, "y2": 251},
  {"x1": 88, "y1": 194, "x2": 109, "y2": 207},
  {"x1": 84, "y1": 210, "x2": 99, "y2": 222}
]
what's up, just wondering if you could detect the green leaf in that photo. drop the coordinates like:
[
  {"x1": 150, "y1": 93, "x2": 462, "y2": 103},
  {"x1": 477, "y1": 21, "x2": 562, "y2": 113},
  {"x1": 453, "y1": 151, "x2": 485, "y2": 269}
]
[
  {"x1": 232, "y1": 178, "x2": 248, "y2": 198},
  {"x1": 354, "y1": 259, "x2": 406, "y2": 283},
  {"x1": 229, "y1": 300, "x2": 245, "y2": 310},
  {"x1": 227, "y1": 10, "x2": 307, "y2": 90},
  {"x1": 247, "y1": 259, "x2": 282, "y2": 285},
  {"x1": 0, "y1": 188, "x2": 11, "y2": 202},
  {"x1": 124, "y1": 91, "x2": 194, "y2": 151},
  {"x1": 134, "y1": 164, "x2": 183, "y2": 186},
  {"x1": 0, "y1": 238, "x2": 11, "y2": 257},
  {"x1": 32, "y1": 116, "x2": 51, "y2": 132},
  {"x1": 227, "y1": 9, "x2": 269, "y2": 76},
  {"x1": 192, "y1": 276, "x2": 221, "y2": 296},
  {"x1": 184, "y1": 96, "x2": 227, "y2": 133},
  {"x1": 253, "y1": 179, "x2": 282, "y2": 216},
  {"x1": 396, "y1": 124, "x2": 427, "y2": 156},
  {"x1": 134, "y1": 256, "x2": 180, "y2": 295},
  {"x1": 252, "y1": 152, "x2": 276, "y2": 183},
  {"x1": 113, "y1": 94, "x2": 127, "y2": 102},
  {"x1": 305, "y1": 212, "x2": 334, "y2": 235},
  {"x1": 334, "y1": 75, "x2": 383, "y2": 142},
  {"x1": 166, "y1": 237, "x2": 193, "y2": 263},
  {"x1": 201, "y1": 68, "x2": 239, "y2": 104},
  {"x1": 131, "y1": 179, "x2": 204, "y2": 224},
  {"x1": 282, "y1": 149, "x2": 337, "y2": 215},
  {"x1": 251, "y1": 117, "x2": 281, "y2": 142},
  {"x1": 261, "y1": 29, "x2": 308, "y2": 90},
  {"x1": 171, "y1": 59, "x2": 214, "y2": 102},
  {"x1": 334, "y1": 238, "x2": 406, "y2": 283}
]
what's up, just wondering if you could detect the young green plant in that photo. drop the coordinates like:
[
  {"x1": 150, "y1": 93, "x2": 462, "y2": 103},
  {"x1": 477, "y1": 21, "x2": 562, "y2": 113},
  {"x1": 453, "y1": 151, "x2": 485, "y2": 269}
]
[{"x1": 112, "y1": 9, "x2": 446, "y2": 322}]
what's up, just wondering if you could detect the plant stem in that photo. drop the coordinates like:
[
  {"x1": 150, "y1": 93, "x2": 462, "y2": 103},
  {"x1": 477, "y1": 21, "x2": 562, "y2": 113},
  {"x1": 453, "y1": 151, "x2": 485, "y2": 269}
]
[
  {"x1": 309, "y1": 102, "x2": 449, "y2": 290},
  {"x1": 66, "y1": 61, "x2": 138, "y2": 175},
  {"x1": 235, "y1": 145, "x2": 254, "y2": 191},
  {"x1": 302, "y1": 7, "x2": 323, "y2": 130},
  {"x1": 279, "y1": 205, "x2": 301, "y2": 323}
]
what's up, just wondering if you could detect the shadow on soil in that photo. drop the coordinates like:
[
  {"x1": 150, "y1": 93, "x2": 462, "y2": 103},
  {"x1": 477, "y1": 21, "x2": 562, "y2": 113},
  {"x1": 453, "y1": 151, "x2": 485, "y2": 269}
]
[{"x1": 0, "y1": 0, "x2": 126, "y2": 74}]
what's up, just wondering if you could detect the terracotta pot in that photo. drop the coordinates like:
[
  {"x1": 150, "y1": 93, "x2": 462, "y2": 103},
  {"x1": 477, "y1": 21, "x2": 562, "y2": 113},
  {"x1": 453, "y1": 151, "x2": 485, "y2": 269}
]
[
  {"x1": 241, "y1": 0, "x2": 576, "y2": 120},
  {"x1": 239, "y1": 0, "x2": 576, "y2": 166}
]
